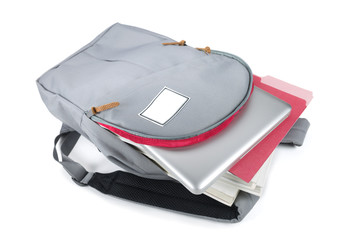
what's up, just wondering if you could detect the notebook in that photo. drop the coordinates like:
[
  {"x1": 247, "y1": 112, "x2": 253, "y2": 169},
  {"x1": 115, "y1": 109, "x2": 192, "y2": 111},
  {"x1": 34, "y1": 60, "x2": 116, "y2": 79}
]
[
  {"x1": 205, "y1": 152, "x2": 274, "y2": 206},
  {"x1": 229, "y1": 76, "x2": 313, "y2": 182},
  {"x1": 103, "y1": 87, "x2": 291, "y2": 194}
]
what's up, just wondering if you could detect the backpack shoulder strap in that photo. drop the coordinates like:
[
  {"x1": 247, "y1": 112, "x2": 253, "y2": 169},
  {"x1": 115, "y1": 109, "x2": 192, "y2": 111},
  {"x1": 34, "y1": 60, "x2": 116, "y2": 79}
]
[{"x1": 52, "y1": 118, "x2": 310, "y2": 222}]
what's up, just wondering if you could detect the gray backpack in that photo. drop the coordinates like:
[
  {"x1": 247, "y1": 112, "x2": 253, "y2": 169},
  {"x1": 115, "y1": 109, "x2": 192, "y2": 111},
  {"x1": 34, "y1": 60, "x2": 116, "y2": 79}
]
[{"x1": 37, "y1": 23, "x2": 308, "y2": 222}]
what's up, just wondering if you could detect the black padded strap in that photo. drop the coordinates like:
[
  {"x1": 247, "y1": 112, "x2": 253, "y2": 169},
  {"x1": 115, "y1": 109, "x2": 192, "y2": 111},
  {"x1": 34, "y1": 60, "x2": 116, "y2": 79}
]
[{"x1": 88, "y1": 171, "x2": 240, "y2": 220}]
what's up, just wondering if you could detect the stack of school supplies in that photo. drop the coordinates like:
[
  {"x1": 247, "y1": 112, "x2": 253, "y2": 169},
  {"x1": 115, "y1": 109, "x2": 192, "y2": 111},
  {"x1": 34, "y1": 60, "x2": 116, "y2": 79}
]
[{"x1": 101, "y1": 75, "x2": 312, "y2": 206}]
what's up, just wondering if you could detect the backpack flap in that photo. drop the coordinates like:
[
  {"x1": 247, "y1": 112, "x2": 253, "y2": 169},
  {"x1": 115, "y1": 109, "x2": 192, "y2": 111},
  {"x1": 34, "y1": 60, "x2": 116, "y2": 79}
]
[{"x1": 37, "y1": 23, "x2": 253, "y2": 147}]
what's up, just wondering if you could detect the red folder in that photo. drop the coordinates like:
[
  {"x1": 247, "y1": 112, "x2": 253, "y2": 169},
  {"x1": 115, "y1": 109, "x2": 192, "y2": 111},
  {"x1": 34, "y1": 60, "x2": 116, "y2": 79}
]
[{"x1": 229, "y1": 75, "x2": 312, "y2": 182}]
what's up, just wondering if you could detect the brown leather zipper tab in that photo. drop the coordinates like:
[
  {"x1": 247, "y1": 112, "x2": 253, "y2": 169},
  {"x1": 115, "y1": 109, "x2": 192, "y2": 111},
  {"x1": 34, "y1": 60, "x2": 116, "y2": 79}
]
[
  {"x1": 163, "y1": 40, "x2": 210, "y2": 54},
  {"x1": 196, "y1": 46, "x2": 211, "y2": 54},
  {"x1": 91, "y1": 102, "x2": 120, "y2": 115},
  {"x1": 162, "y1": 40, "x2": 186, "y2": 46}
]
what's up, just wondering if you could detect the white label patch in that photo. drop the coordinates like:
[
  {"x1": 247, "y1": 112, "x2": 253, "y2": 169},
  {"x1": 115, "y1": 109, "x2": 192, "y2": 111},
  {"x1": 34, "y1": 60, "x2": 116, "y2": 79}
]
[{"x1": 139, "y1": 87, "x2": 190, "y2": 126}]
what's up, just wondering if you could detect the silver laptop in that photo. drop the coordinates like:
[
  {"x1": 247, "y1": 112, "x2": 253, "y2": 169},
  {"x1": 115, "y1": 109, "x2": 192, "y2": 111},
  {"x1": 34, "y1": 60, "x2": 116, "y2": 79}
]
[{"x1": 120, "y1": 87, "x2": 291, "y2": 194}]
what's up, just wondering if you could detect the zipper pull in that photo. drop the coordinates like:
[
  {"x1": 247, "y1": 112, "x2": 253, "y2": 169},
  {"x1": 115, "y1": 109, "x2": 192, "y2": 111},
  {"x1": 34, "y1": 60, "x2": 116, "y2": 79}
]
[
  {"x1": 89, "y1": 102, "x2": 120, "y2": 116},
  {"x1": 196, "y1": 46, "x2": 211, "y2": 54},
  {"x1": 162, "y1": 40, "x2": 186, "y2": 46},
  {"x1": 163, "y1": 40, "x2": 211, "y2": 54}
]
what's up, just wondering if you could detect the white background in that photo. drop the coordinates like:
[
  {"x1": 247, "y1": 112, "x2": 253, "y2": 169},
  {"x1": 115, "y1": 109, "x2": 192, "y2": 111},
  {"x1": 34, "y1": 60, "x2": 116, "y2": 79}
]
[{"x1": 1, "y1": 1, "x2": 359, "y2": 239}]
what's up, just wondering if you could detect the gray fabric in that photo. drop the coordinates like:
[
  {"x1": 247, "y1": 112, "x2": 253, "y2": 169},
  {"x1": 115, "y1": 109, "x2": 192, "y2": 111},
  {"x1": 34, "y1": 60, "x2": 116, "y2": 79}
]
[
  {"x1": 281, "y1": 118, "x2": 310, "y2": 146},
  {"x1": 59, "y1": 121, "x2": 170, "y2": 180},
  {"x1": 37, "y1": 22, "x2": 253, "y2": 180},
  {"x1": 61, "y1": 155, "x2": 89, "y2": 182},
  {"x1": 234, "y1": 191, "x2": 260, "y2": 222},
  {"x1": 38, "y1": 74, "x2": 170, "y2": 180},
  {"x1": 80, "y1": 114, "x2": 171, "y2": 179},
  {"x1": 53, "y1": 131, "x2": 89, "y2": 183},
  {"x1": 37, "y1": 23, "x2": 253, "y2": 140},
  {"x1": 80, "y1": 172, "x2": 94, "y2": 185}
]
